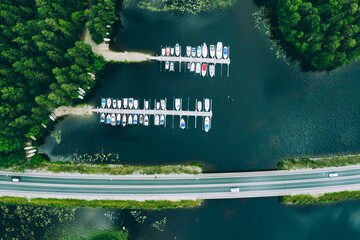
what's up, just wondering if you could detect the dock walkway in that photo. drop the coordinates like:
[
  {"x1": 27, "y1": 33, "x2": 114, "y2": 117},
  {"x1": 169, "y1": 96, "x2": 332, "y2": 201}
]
[{"x1": 150, "y1": 56, "x2": 230, "y2": 65}]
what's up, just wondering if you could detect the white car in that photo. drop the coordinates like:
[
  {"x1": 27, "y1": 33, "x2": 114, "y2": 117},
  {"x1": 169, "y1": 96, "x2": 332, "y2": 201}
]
[
  {"x1": 11, "y1": 177, "x2": 21, "y2": 182},
  {"x1": 328, "y1": 172, "x2": 338, "y2": 178},
  {"x1": 230, "y1": 188, "x2": 240, "y2": 192}
]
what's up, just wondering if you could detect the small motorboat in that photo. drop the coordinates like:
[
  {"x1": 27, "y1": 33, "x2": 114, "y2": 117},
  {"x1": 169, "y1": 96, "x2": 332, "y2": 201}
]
[
  {"x1": 117, "y1": 99, "x2": 122, "y2": 109},
  {"x1": 216, "y1": 42, "x2": 223, "y2": 59},
  {"x1": 139, "y1": 115, "x2": 144, "y2": 124},
  {"x1": 210, "y1": 45, "x2": 215, "y2": 58},
  {"x1": 202, "y1": 43, "x2": 208, "y2": 58},
  {"x1": 111, "y1": 113, "x2": 116, "y2": 126},
  {"x1": 161, "y1": 99, "x2": 166, "y2": 110},
  {"x1": 107, "y1": 98, "x2": 111, "y2": 108},
  {"x1": 160, "y1": 115, "x2": 165, "y2": 125},
  {"x1": 197, "y1": 46, "x2": 202, "y2": 58},
  {"x1": 156, "y1": 101, "x2": 160, "y2": 110},
  {"x1": 129, "y1": 98, "x2": 134, "y2": 109},
  {"x1": 190, "y1": 62, "x2": 195, "y2": 72},
  {"x1": 170, "y1": 62, "x2": 174, "y2": 72},
  {"x1": 204, "y1": 116, "x2": 210, "y2": 132},
  {"x1": 205, "y1": 98, "x2": 210, "y2": 112},
  {"x1": 128, "y1": 114, "x2": 133, "y2": 125},
  {"x1": 197, "y1": 101, "x2": 202, "y2": 112},
  {"x1": 170, "y1": 47, "x2": 174, "y2": 56},
  {"x1": 196, "y1": 62, "x2": 201, "y2": 74},
  {"x1": 122, "y1": 114, "x2": 126, "y2": 126},
  {"x1": 101, "y1": 98, "x2": 106, "y2": 108},
  {"x1": 209, "y1": 64, "x2": 215, "y2": 77},
  {"x1": 106, "y1": 114, "x2": 111, "y2": 124},
  {"x1": 186, "y1": 46, "x2": 191, "y2": 57},
  {"x1": 112, "y1": 99, "x2": 117, "y2": 108},
  {"x1": 134, "y1": 99, "x2": 138, "y2": 109},
  {"x1": 223, "y1": 46, "x2": 228, "y2": 59},
  {"x1": 175, "y1": 43, "x2": 180, "y2": 56},
  {"x1": 144, "y1": 100, "x2": 149, "y2": 110},
  {"x1": 166, "y1": 47, "x2": 170, "y2": 56},
  {"x1": 175, "y1": 98, "x2": 181, "y2": 110},
  {"x1": 191, "y1": 47, "x2": 196, "y2": 57},
  {"x1": 100, "y1": 113, "x2": 105, "y2": 123},
  {"x1": 144, "y1": 115, "x2": 149, "y2": 126},
  {"x1": 161, "y1": 48, "x2": 165, "y2": 56},
  {"x1": 165, "y1": 61, "x2": 169, "y2": 70},
  {"x1": 133, "y1": 114, "x2": 138, "y2": 124},
  {"x1": 180, "y1": 118, "x2": 185, "y2": 129},
  {"x1": 154, "y1": 115, "x2": 160, "y2": 126},
  {"x1": 187, "y1": 62, "x2": 190, "y2": 69},
  {"x1": 202, "y1": 63, "x2": 207, "y2": 77},
  {"x1": 123, "y1": 98, "x2": 128, "y2": 109},
  {"x1": 116, "y1": 114, "x2": 121, "y2": 125}
]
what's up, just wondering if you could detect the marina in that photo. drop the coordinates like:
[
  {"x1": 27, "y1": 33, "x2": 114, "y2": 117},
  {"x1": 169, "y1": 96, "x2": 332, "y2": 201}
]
[
  {"x1": 153, "y1": 42, "x2": 231, "y2": 77},
  {"x1": 94, "y1": 98, "x2": 213, "y2": 131}
]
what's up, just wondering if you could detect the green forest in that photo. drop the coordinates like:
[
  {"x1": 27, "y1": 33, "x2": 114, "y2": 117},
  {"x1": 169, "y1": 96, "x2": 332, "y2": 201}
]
[
  {"x1": 267, "y1": 0, "x2": 360, "y2": 70},
  {"x1": 0, "y1": 0, "x2": 116, "y2": 167}
]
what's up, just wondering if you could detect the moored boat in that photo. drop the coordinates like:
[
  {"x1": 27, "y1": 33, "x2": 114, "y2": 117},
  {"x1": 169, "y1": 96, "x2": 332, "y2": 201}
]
[
  {"x1": 196, "y1": 62, "x2": 201, "y2": 74},
  {"x1": 161, "y1": 99, "x2": 166, "y2": 110},
  {"x1": 154, "y1": 115, "x2": 160, "y2": 126},
  {"x1": 180, "y1": 118, "x2": 185, "y2": 129},
  {"x1": 216, "y1": 42, "x2": 223, "y2": 59},
  {"x1": 129, "y1": 98, "x2": 134, "y2": 109},
  {"x1": 202, "y1": 63, "x2": 207, "y2": 77},
  {"x1": 156, "y1": 101, "x2": 160, "y2": 110},
  {"x1": 112, "y1": 99, "x2": 117, "y2": 108},
  {"x1": 187, "y1": 62, "x2": 190, "y2": 69},
  {"x1": 160, "y1": 115, "x2": 165, "y2": 125},
  {"x1": 100, "y1": 113, "x2": 105, "y2": 123},
  {"x1": 122, "y1": 114, "x2": 126, "y2": 126},
  {"x1": 186, "y1": 46, "x2": 191, "y2": 57},
  {"x1": 128, "y1": 114, "x2": 133, "y2": 125},
  {"x1": 106, "y1": 114, "x2": 111, "y2": 124},
  {"x1": 202, "y1": 43, "x2": 208, "y2": 58},
  {"x1": 170, "y1": 47, "x2": 174, "y2": 56},
  {"x1": 191, "y1": 47, "x2": 196, "y2": 57},
  {"x1": 123, "y1": 98, "x2": 128, "y2": 108},
  {"x1": 204, "y1": 116, "x2": 210, "y2": 132},
  {"x1": 144, "y1": 115, "x2": 149, "y2": 126},
  {"x1": 101, "y1": 98, "x2": 106, "y2": 108},
  {"x1": 190, "y1": 62, "x2": 195, "y2": 72},
  {"x1": 117, "y1": 99, "x2": 122, "y2": 109},
  {"x1": 210, "y1": 45, "x2": 215, "y2": 58},
  {"x1": 165, "y1": 61, "x2": 169, "y2": 70},
  {"x1": 170, "y1": 62, "x2": 174, "y2": 72},
  {"x1": 111, "y1": 113, "x2": 116, "y2": 126},
  {"x1": 133, "y1": 114, "x2": 138, "y2": 124},
  {"x1": 161, "y1": 48, "x2": 165, "y2": 56},
  {"x1": 116, "y1": 114, "x2": 121, "y2": 125},
  {"x1": 107, "y1": 98, "x2": 111, "y2": 108},
  {"x1": 175, "y1": 98, "x2": 181, "y2": 111},
  {"x1": 139, "y1": 115, "x2": 144, "y2": 124},
  {"x1": 166, "y1": 47, "x2": 170, "y2": 56},
  {"x1": 223, "y1": 46, "x2": 228, "y2": 59},
  {"x1": 175, "y1": 43, "x2": 180, "y2": 56},
  {"x1": 204, "y1": 98, "x2": 210, "y2": 112},
  {"x1": 209, "y1": 64, "x2": 215, "y2": 77},
  {"x1": 197, "y1": 101, "x2": 202, "y2": 111},
  {"x1": 134, "y1": 99, "x2": 138, "y2": 109},
  {"x1": 144, "y1": 100, "x2": 149, "y2": 110},
  {"x1": 197, "y1": 46, "x2": 202, "y2": 57}
]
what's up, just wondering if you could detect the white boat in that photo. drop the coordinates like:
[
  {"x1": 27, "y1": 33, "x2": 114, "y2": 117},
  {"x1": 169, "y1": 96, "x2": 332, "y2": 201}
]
[
  {"x1": 210, "y1": 45, "x2": 215, "y2": 58},
  {"x1": 154, "y1": 115, "x2": 160, "y2": 126},
  {"x1": 190, "y1": 62, "x2": 195, "y2": 72},
  {"x1": 116, "y1": 114, "x2": 121, "y2": 125},
  {"x1": 202, "y1": 63, "x2": 207, "y2": 77},
  {"x1": 107, "y1": 98, "x2": 111, "y2": 108},
  {"x1": 175, "y1": 98, "x2": 181, "y2": 111},
  {"x1": 202, "y1": 43, "x2": 208, "y2": 58},
  {"x1": 123, "y1": 98, "x2": 128, "y2": 108},
  {"x1": 100, "y1": 113, "x2": 105, "y2": 123},
  {"x1": 122, "y1": 114, "x2": 126, "y2": 126},
  {"x1": 204, "y1": 98, "x2": 210, "y2": 112},
  {"x1": 175, "y1": 43, "x2": 180, "y2": 56},
  {"x1": 197, "y1": 46, "x2": 201, "y2": 58},
  {"x1": 144, "y1": 100, "x2": 149, "y2": 110},
  {"x1": 139, "y1": 115, "x2": 144, "y2": 124},
  {"x1": 160, "y1": 115, "x2": 165, "y2": 125},
  {"x1": 196, "y1": 62, "x2": 201, "y2": 74},
  {"x1": 144, "y1": 115, "x2": 149, "y2": 126},
  {"x1": 216, "y1": 42, "x2": 223, "y2": 59},
  {"x1": 112, "y1": 99, "x2": 117, "y2": 108},
  {"x1": 223, "y1": 46, "x2": 228, "y2": 59},
  {"x1": 106, "y1": 114, "x2": 111, "y2": 124},
  {"x1": 165, "y1": 61, "x2": 169, "y2": 70},
  {"x1": 197, "y1": 101, "x2": 202, "y2": 111},
  {"x1": 180, "y1": 118, "x2": 185, "y2": 129},
  {"x1": 128, "y1": 114, "x2": 133, "y2": 125},
  {"x1": 186, "y1": 46, "x2": 191, "y2": 57},
  {"x1": 204, "y1": 116, "x2": 210, "y2": 132},
  {"x1": 134, "y1": 99, "x2": 138, "y2": 109},
  {"x1": 161, "y1": 48, "x2": 165, "y2": 56},
  {"x1": 156, "y1": 101, "x2": 160, "y2": 110},
  {"x1": 170, "y1": 47, "x2": 174, "y2": 56},
  {"x1": 101, "y1": 98, "x2": 106, "y2": 108},
  {"x1": 117, "y1": 99, "x2": 122, "y2": 109},
  {"x1": 111, "y1": 113, "x2": 116, "y2": 126},
  {"x1": 133, "y1": 114, "x2": 138, "y2": 124},
  {"x1": 191, "y1": 47, "x2": 196, "y2": 57},
  {"x1": 170, "y1": 62, "x2": 174, "y2": 72},
  {"x1": 161, "y1": 99, "x2": 166, "y2": 110},
  {"x1": 209, "y1": 64, "x2": 215, "y2": 77},
  {"x1": 129, "y1": 98, "x2": 134, "y2": 109}
]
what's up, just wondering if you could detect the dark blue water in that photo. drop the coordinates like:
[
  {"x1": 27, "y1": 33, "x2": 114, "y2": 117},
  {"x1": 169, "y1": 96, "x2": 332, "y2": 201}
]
[{"x1": 34, "y1": 0, "x2": 360, "y2": 239}]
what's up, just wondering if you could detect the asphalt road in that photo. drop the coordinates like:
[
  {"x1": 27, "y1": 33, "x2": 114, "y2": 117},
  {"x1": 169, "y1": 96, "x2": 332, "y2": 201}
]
[{"x1": 1, "y1": 166, "x2": 360, "y2": 200}]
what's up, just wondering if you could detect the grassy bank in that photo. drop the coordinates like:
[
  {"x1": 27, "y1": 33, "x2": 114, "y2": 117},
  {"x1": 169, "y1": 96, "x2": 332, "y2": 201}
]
[
  {"x1": 0, "y1": 196, "x2": 203, "y2": 210},
  {"x1": 277, "y1": 155, "x2": 360, "y2": 170},
  {"x1": 280, "y1": 191, "x2": 360, "y2": 205}
]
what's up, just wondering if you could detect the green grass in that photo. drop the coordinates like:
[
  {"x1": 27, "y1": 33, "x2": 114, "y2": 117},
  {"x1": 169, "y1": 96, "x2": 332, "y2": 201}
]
[
  {"x1": 280, "y1": 191, "x2": 360, "y2": 205},
  {"x1": 0, "y1": 196, "x2": 203, "y2": 210},
  {"x1": 277, "y1": 155, "x2": 360, "y2": 170}
]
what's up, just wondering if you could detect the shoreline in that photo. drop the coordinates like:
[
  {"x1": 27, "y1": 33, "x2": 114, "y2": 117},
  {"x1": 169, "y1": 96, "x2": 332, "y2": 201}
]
[{"x1": 52, "y1": 105, "x2": 94, "y2": 118}]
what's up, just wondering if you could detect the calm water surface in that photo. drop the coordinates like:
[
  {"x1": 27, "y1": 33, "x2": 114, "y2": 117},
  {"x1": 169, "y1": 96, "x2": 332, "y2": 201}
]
[{"x1": 35, "y1": 0, "x2": 360, "y2": 239}]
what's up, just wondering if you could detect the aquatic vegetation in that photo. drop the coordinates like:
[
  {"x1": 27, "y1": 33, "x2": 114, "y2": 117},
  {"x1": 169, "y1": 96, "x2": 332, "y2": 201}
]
[
  {"x1": 131, "y1": 210, "x2": 147, "y2": 224},
  {"x1": 51, "y1": 130, "x2": 62, "y2": 144},
  {"x1": 281, "y1": 191, "x2": 360, "y2": 205},
  {"x1": 152, "y1": 217, "x2": 167, "y2": 231},
  {"x1": 104, "y1": 210, "x2": 118, "y2": 222}
]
